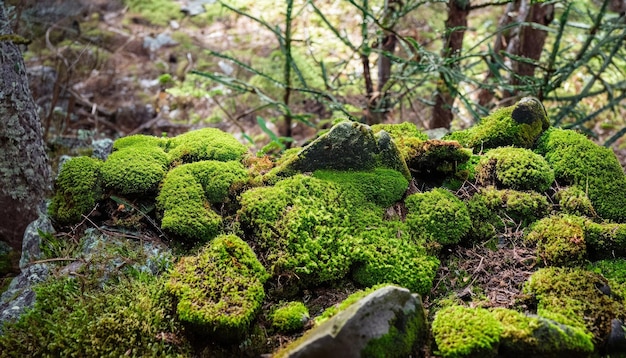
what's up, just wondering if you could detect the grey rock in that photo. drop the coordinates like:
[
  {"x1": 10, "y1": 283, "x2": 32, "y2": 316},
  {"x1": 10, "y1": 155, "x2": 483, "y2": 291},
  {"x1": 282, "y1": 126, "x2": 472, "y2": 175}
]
[
  {"x1": 278, "y1": 285, "x2": 427, "y2": 358},
  {"x1": 20, "y1": 204, "x2": 54, "y2": 270},
  {"x1": 143, "y1": 33, "x2": 178, "y2": 52},
  {"x1": 91, "y1": 138, "x2": 113, "y2": 160},
  {"x1": 0, "y1": 263, "x2": 50, "y2": 333},
  {"x1": 181, "y1": 0, "x2": 216, "y2": 16},
  {"x1": 424, "y1": 127, "x2": 450, "y2": 140},
  {"x1": 277, "y1": 121, "x2": 410, "y2": 179}
]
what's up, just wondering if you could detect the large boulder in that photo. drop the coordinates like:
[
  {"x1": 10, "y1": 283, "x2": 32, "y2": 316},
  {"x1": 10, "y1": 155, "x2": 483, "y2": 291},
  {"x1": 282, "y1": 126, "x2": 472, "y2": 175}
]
[{"x1": 276, "y1": 285, "x2": 427, "y2": 358}]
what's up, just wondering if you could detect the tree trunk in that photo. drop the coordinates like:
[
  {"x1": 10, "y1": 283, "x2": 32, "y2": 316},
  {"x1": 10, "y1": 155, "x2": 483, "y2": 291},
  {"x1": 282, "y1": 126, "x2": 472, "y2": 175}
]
[
  {"x1": 0, "y1": 3, "x2": 51, "y2": 254},
  {"x1": 431, "y1": 0, "x2": 470, "y2": 129}
]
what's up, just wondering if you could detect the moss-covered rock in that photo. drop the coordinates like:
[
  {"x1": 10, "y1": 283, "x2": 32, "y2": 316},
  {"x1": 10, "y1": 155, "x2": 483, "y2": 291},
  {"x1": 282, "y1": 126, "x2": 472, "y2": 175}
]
[
  {"x1": 167, "y1": 127, "x2": 248, "y2": 164},
  {"x1": 405, "y1": 188, "x2": 471, "y2": 246},
  {"x1": 524, "y1": 267, "x2": 624, "y2": 346},
  {"x1": 432, "y1": 305, "x2": 503, "y2": 358},
  {"x1": 156, "y1": 160, "x2": 248, "y2": 243},
  {"x1": 101, "y1": 145, "x2": 169, "y2": 195},
  {"x1": 525, "y1": 215, "x2": 587, "y2": 267},
  {"x1": 49, "y1": 156, "x2": 103, "y2": 224},
  {"x1": 404, "y1": 140, "x2": 472, "y2": 185},
  {"x1": 584, "y1": 221, "x2": 626, "y2": 259},
  {"x1": 492, "y1": 308, "x2": 594, "y2": 357},
  {"x1": 476, "y1": 147, "x2": 554, "y2": 192},
  {"x1": 466, "y1": 187, "x2": 550, "y2": 242},
  {"x1": 536, "y1": 127, "x2": 626, "y2": 222},
  {"x1": 446, "y1": 97, "x2": 549, "y2": 149},
  {"x1": 166, "y1": 234, "x2": 269, "y2": 341},
  {"x1": 312, "y1": 168, "x2": 408, "y2": 207},
  {"x1": 270, "y1": 301, "x2": 309, "y2": 333},
  {"x1": 555, "y1": 186, "x2": 596, "y2": 217}
]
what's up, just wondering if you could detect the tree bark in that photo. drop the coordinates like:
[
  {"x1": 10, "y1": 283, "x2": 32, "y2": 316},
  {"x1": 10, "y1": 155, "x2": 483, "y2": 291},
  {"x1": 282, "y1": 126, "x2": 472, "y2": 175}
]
[
  {"x1": 431, "y1": 0, "x2": 470, "y2": 129},
  {"x1": 0, "y1": 3, "x2": 51, "y2": 253}
]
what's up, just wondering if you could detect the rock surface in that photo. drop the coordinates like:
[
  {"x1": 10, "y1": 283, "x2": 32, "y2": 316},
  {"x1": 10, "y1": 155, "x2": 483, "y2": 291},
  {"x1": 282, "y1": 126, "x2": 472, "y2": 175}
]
[{"x1": 277, "y1": 285, "x2": 427, "y2": 358}]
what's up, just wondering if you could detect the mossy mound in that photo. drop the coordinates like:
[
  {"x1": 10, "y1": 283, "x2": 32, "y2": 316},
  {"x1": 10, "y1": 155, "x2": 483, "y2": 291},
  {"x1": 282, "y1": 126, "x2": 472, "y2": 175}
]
[
  {"x1": 167, "y1": 127, "x2": 248, "y2": 164},
  {"x1": 555, "y1": 186, "x2": 596, "y2": 217},
  {"x1": 536, "y1": 127, "x2": 626, "y2": 222},
  {"x1": 476, "y1": 147, "x2": 554, "y2": 192},
  {"x1": 466, "y1": 187, "x2": 550, "y2": 242},
  {"x1": 432, "y1": 305, "x2": 503, "y2": 358},
  {"x1": 404, "y1": 140, "x2": 472, "y2": 184},
  {"x1": 0, "y1": 275, "x2": 189, "y2": 356},
  {"x1": 166, "y1": 234, "x2": 269, "y2": 341},
  {"x1": 588, "y1": 258, "x2": 626, "y2": 299},
  {"x1": 446, "y1": 97, "x2": 549, "y2": 149},
  {"x1": 101, "y1": 145, "x2": 169, "y2": 195},
  {"x1": 270, "y1": 301, "x2": 309, "y2": 333},
  {"x1": 156, "y1": 160, "x2": 248, "y2": 243},
  {"x1": 492, "y1": 308, "x2": 594, "y2": 357},
  {"x1": 111, "y1": 133, "x2": 168, "y2": 151},
  {"x1": 49, "y1": 156, "x2": 103, "y2": 224},
  {"x1": 584, "y1": 221, "x2": 626, "y2": 259},
  {"x1": 312, "y1": 168, "x2": 409, "y2": 207},
  {"x1": 525, "y1": 215, "x2": 587, "y2": 267},
  {"x1": 405, "y1": 188, "x2": 471, "y2": 246},
  {"x1": 524, "y1": 267, "x2": 624, "y2": 346}
]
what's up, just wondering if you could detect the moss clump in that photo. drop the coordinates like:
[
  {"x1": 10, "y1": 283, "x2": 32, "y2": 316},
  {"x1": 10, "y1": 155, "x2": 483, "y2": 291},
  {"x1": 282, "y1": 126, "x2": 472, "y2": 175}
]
[
  {"x1": 167, "y1": 128, "x2": 248, "y2": 164},
  {"x1": 371, "y1": 122, "x2": 429, "y2": 142},
  {"x1": 555, "y1": 186, "x2": 596, "y2": 217},
  {"x1": 270, "y1": 301, "x2": 309, "y2": 333},
  {"x1": 101, "y1": 145, "x2": 169, "y2": 195},
  {"x1": 111, "y1": 133, "x2": 168, "y2": 151},
  {"x1": 166, "y1": 235, "x2": 269, "y2": 341},
  {"x1": 432, "y1": 305, "x2": 503, "y2": 358},
  {"x1": 584, "y1": 221, "x2": 626, "y2": 259},
  {"x1": 312, "y1": 168, "x2": 408, "y2": 207},
  {"x1": 446, "y1": 97, "x2": 549, "y2": 149},
  {"x1": 0, "y1": 274, "x2": 189, "y2": 356},
  {"x1": 588, "y1": 259, "x2": 626, "y2": 299},
  {"x1": 536, "y1": 127, "x2": 626, "y2": 222},
  {"x1": 476, "y1": 147, "x2": 554, "y2": 192},
  {"x1": 156, "y1": 160, "x2": 248, "y2": 243},
  {"x1": 405, "y1": 140, "x2": 472, "y2": 182},
  {"x1": 49, "y1": 156, "x2": 103, "y2": 224},
  {"x1": 466, "y1": 187, "x2": 550, "y2": 242},
  {"x1": 491, "y1": 308, "x2": 594, "y2": 356},
  {"x1": 351, "y1": 221, "x2": 440, "y2": 296},
  {"x1": 525, "y1": 215, "x2": 587, "y2": 266},
  {"x1": 524, "y1": 267, "x2": 624, "y2": 345},
  {"x1": 405, "y1": 188, "x2": 471, "y2": 246}
]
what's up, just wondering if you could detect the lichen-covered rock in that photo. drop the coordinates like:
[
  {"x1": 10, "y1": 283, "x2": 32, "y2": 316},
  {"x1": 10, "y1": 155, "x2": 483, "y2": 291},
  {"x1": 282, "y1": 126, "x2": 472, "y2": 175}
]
[
  {"x1": 101, "y1": 145, "x2": 169, "y2": 195},
  {"x1": 432, "y1": 305, "x2": 503, "y2": 358},
  {"x1": 48, "y1": 156, "x2": 102, "y2": 224},
  {"x1": 536, "y1": 127, "x2": 626, "y2": 222},
  {"x1": 492, "y1": 308, "x2": 594, "y2": 357},
  {"x1": 156, "y1": 160, "x2": 248, "y2": 243},
  {"x1": 466, "y1": 187, "x2": 550, "y2": 242},
  {"x1": 312, "y1": 168, "x2": 408, "y2": 207},
  {"x1": 447, "y1": 97, "x2": 549, "y2": 149},
  {"x1": 167, "y1": 127, "x2": 248, "y2": 164},
  {"x1": 524, "y1": 267, "x2": 624, "y2": 347},
  {"x1": 476, "y1": 147, "x2": 554, "y2": 192},
  {"x1": 166, "y1": 234, "x2": 269, "y2": 341},
  {"x1": 525, "y1": 215, "x2": 587, "y2": 266},
  {"x1": 405, "y1": 188, "x2": 471, "y2": 246},
  {"x1": 270, "y1": 301, "x2": 309, "y2": 333},
  {"x1": 276, "y1": 285, "x2": 427, "y2": 358},
  {"x1": 274, "y1": 121, "x2": 410, "y2": 180}
]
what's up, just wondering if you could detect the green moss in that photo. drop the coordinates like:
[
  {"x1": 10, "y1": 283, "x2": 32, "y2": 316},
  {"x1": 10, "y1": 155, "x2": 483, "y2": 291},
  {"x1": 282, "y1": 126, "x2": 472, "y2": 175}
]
[
  {"x1": 584, "y1": 221, "x2": 626, "y2": 259},
  {"x1": 371, "y1": 122, "x2": 429, "y2": 142},
  {"x1": 525, "y1": 215, "x2": 587, "y2": 266},
  {"x1": 477, "y1": 147, "x2": 554, "y2": 192},
  {"x1": 101, "y1": 145, "x2": 169, "y2": 195},
  {"x1": 312, "y1": 168, "x2": 408, "y2": 207},
  {"x1": 588, "y1": 259, "x2": 626, "y2": 299},
  {"x1": 536, "y1": 127, "x2": 626, "y2": 222},
  {"x1": 555, "y1": 186, "x2": 596, "y2": 217},
  {"x1": 405, "y1": 140, "x2": 472, "y2": 183},
  {"x1": 432, "y1": 305, "x2": 503, "y2": 358},
  {"x1": 491, "y1": 308, "x2": 594, "y2": 356},
  {"x1": 524, "y1": 267, "x2": 624, "y2": 345},
  {"x1": 442, "y1": 154, "x2": 481, "y2": 190},
  {"x1": 446, "y1": 97, "x2": 549, "y2": 149},
  {"x1": 167, "y1": 128, "x2": 248, "y2": 164},
  {"x1": 466, "y1": 187, "x2": 550, "y2": 242},
  {"x1": 166, "y1": 235, "x2": 269, "y2": 341},
  {"x1": 156, "y1": 160, "x2": 248, "y2": 243},
  {"x1": 49, "y1": 156, "x2": 103, "y2": 224},
  {"x1": 112, "y1": 133, "x2": 168, "y2": 151},
  {"x1": 122, "y1": 0, "x2": 183, "y2": 26},
  {"x1": 405, "y1": 188, "x2": 471, "y2": 246},
  {"x1": 351, "y1": 221, "x2": 440, "y2": 296},
  {"x1": 0, "y1": 274, "x2": 189, "y2": 356},
  {"x1": 270, "y1": 301, "x2": 309, "y2": 333}
]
